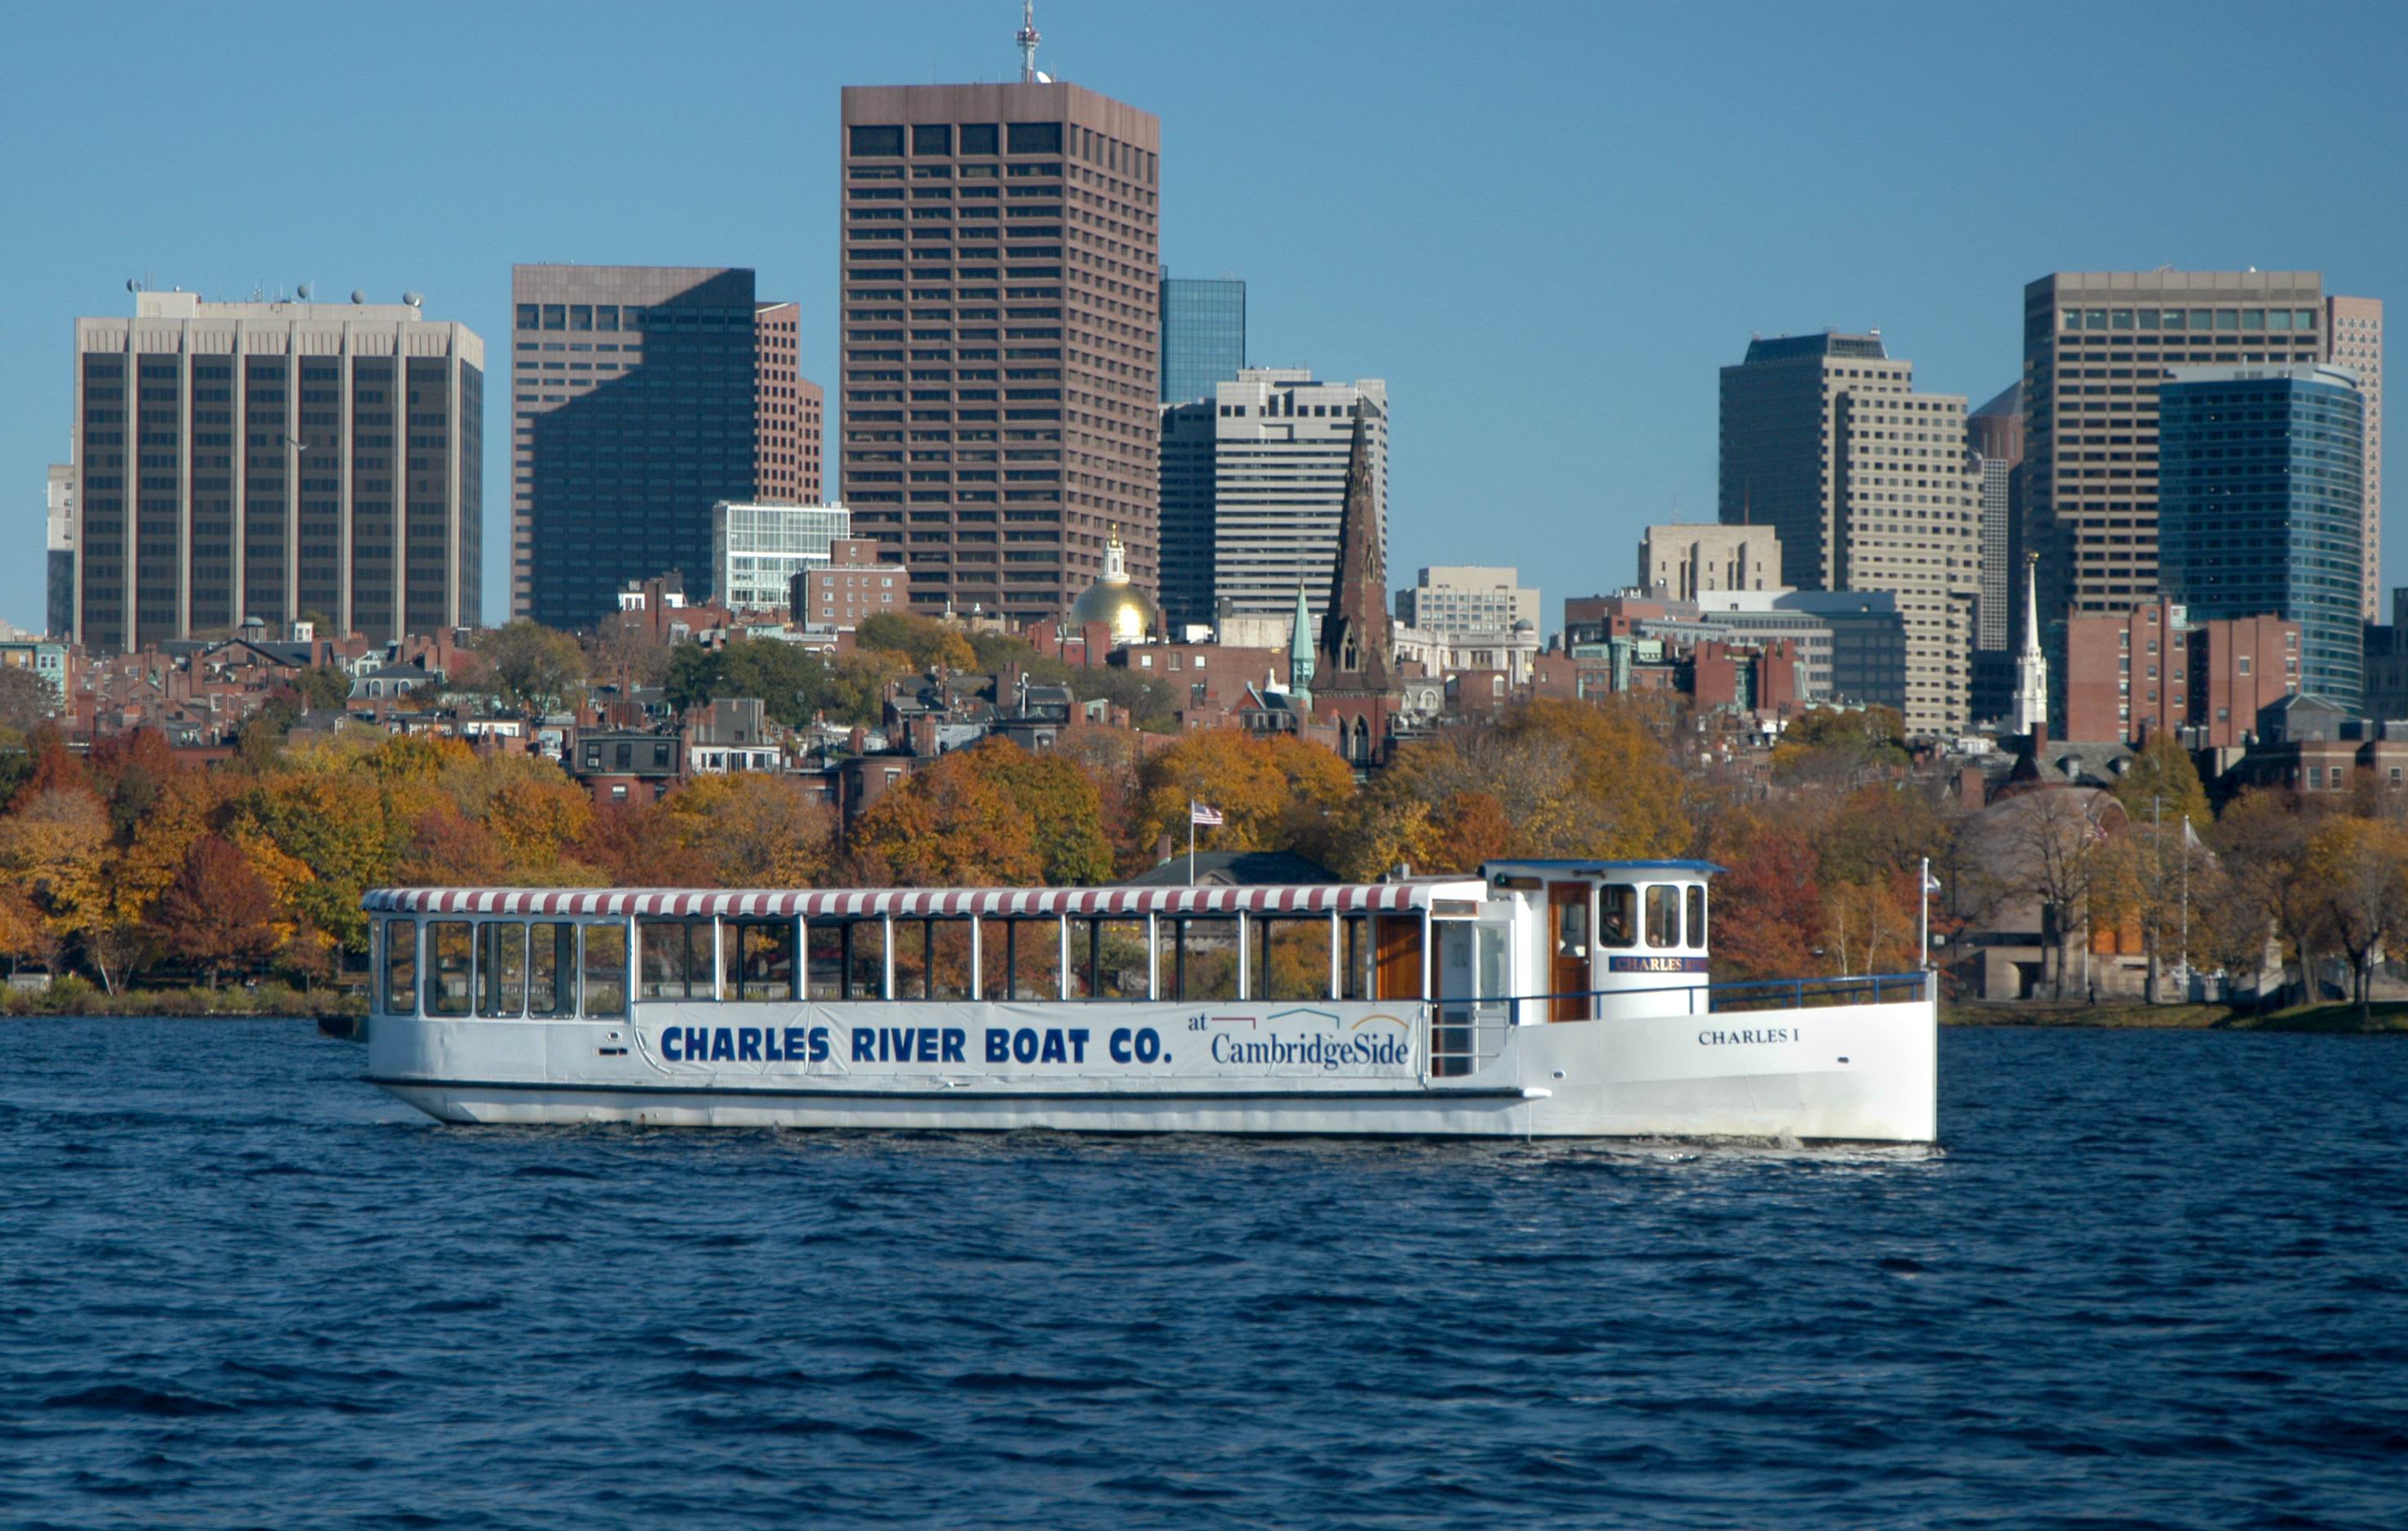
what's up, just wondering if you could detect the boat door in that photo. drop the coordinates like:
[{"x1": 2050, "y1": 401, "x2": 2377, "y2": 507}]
[
  {"x1": 1433, "y1": 915, "x2": 1511, "y2": 1077},
  {"x1": 1548, "y1": 881, "x2": 1592, "y2": 1021}
]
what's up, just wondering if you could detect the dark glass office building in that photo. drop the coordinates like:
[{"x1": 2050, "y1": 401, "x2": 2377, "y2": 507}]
[
  {"x1": 1160, "y1": 275, "x2": 1245, "y2": 405},
  {"x1": 510, "y1": 266, "x2": 764, "y2": 629},
  {"x1": 2159, "y1": 363, "x2": 2365, "y2": 707},
  {"x1": 72, "y1": 293, "x2": 482, "y2": 653}
]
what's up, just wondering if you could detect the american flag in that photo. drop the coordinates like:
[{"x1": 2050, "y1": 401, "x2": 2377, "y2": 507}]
[{"x1": 1190, "y1": 801, "x2": 1224, "y2": 827}]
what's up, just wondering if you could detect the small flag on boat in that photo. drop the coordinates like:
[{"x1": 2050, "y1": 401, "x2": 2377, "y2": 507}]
[{"x1": 1190, "y1": 801, "x2": 1224, "y2": 826}]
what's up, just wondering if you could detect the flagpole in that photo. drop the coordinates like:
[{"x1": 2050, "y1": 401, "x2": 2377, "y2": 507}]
[
  {"x1": 1919, "y1": 855, "x2": 1930, "y2": 971},
  {"x1": 1188, "y1": 797, "x2": 1197, "y2": 886}
]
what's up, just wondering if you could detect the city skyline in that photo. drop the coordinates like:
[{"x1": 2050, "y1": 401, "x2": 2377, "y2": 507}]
[{"x1": 5, "y1": 0, "x2": 2407, "y2": 637}]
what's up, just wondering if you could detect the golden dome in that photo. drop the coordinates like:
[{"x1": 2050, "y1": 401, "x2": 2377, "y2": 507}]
[{"x1": 1065, "y1": 528, "x2": 1160, "y2": 644}]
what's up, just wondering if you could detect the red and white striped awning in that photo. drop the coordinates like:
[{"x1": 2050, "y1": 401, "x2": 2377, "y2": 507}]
[{"x1": 361, "y1": 882, "x2": 1473, "y2": 919}]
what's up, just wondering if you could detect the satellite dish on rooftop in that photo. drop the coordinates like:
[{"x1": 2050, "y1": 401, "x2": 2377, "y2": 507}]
[
  {"x1": 350, "y1": 290, "x2": 366, "y2": 304},
  {"x1": 298, "y1": 282, "x2": 312, "y2": 299},
  {"x1": 403, "y1": 291, "x2": 424, "y2": 308},
  {"x1": 125, "y1": 278, "x2": 137, "y2": 293}
]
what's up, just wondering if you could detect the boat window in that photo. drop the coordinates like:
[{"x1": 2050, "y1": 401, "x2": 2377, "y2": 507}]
[
  {"x1": 978, "y1": 916, "x2": 1056, "y2": 1000},
  {"x1": 528, "y1": 922, "x2": 577, "y2": 1017},
  {"x1": 728, "y1": 919, "x2": 798, "y2": 1002},
  {"x1": 894, "y1": 918, "x2": 974, "y2": 999},
  {"x1": 848, "y1": 920, "x2": 888, "y2": 999},
  {"x1": 1644, "y1": 886, "x2": 1681, "y2": 950},
  {"x1": 806, "y1": 922, "x2": 846, "y2": 999},
  {"x1": 1376, "y1": 915, "x2": 1424, "y2": 1000},
  {"x1": 1256, "y1": 917, "x2": 1333, "y2": 1000},
  {"x1": 1600, "y1": 885, "x2": 1637, "y2": 948},
  {"x1": 640, "y1": 919, "x2": 714, "y2": 1000},
  {"x1": 425, "y1": 921, "x2": 473, "y2": 1016},
  {"x1": 1339, "y1": 914, "x2": 1374, "y2": 999},
  {"x1": 1070, "y1": 918, "x2": 1147, "y2": 1000},
  {"x1": 382, "y1": 917, "x2": 416, "y2": 1014},
  {"x1": 1686, "y1": 887, "x2": 1706, "y2": 951},
  {"x1": 582, "y1": 923, "x2": 629, "y2": 1017},
  {"x1": 478, "y1": 923, "x2": 528, "y2": 1017},
  {"x1": 1166, "y1": 916, "x2": 1238, "y2": 1000}
]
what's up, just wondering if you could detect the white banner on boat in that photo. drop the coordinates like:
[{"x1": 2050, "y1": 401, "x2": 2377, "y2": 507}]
[{"x1": 633, "y1": 999, "x2": 1423, "y2": 1084}]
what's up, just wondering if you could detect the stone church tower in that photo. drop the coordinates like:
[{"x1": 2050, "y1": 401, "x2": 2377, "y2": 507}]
[{"x1": 1312, "y1": 402, "x2": 1403, "y2": 764}]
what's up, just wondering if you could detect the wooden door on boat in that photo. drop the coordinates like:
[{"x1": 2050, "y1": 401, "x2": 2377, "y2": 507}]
[
  {"x1": 1375, "y1": 915, "x2": 1422, "y2": 1000},
  {"x1": 1549, "y1": 882, "x2": 1591, "y2": 1021}
]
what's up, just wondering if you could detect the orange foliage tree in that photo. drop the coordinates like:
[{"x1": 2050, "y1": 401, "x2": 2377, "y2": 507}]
[{"x1": 149, "y1": 833, "x2": 281, "y2": 987}]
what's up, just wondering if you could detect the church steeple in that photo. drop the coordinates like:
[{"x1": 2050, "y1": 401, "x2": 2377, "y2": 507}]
[
  {"x1": 1315, "y1": 403, "x2": 1390, "y2": 688},
  {"x1": 2012, "y1": 552, "x2": 2048, "y2": 736},
  {"x1": 1287, "y1": 583, "x2": 1315, "y2": 707}
]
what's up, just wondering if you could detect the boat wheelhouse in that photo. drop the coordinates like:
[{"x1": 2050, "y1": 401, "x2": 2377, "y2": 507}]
[{"x1": 361, "y1": 860, "x2": 1937, "y2": 1141}]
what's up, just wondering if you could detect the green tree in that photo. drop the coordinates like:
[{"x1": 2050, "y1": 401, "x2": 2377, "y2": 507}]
[
  {"x1": 714, "y1": 638, "x2": 833, "y2": 728},
  {"x1": 467, "y1": 620, "x2": 586, "y2": 712},
  {"x1": 663, "y1": 642, "x2": 721, "y2": 714},
  {"x1": 2111, "y1": 732, "x2": 2211, "y2": 833},
  {"x1": 856, "y1": 613, "x2": 976, "y2": 672},
  {"x1": 294, "y1": 664, "x2": 354, "y2": 713}
]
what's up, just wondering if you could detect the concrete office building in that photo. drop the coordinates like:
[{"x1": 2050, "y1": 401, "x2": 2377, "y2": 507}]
[
  {"x1": 71, "y1": 290, "x2": 483, "y2": 653},
  {"x1": 2158, "y1": 363, "x2": 2366, "y2": 708},
  {"x1": 511, "y1": 264, "x2": 812, "y2": 628},
  {"x1": 838, "y1": 59, "x2": 1161, "y2": 626},
  {"x1": 1161, "y1": 274, "x2": 1245, "y2": 404},
  {"x1": 1570, "y1": 588, "x2": 1909, "y2": 712},
  {"x1": 2326, "y1": 297, "x2": 2384, "y2": 620},
  {"x1": 1718, "y1": 331, "x2": 1979, "y2": 734},
  {"x1": 1394, "y1": 566, "x2": 1538, "y2": 635},
  {"x1": 753, "y1": 301, "x2": 824, "y2": 505},
  {"x1": 1193, "y1": 369, "x2": 1388, "y2": 624},
  {"x1": 712, "y1": 501, "x2": 851, "y2": 613},
  {"x1": 46, "y1": 463, "x2": 75, "y2": 639},
  {"x1": 1638, "y1": 524, "x2": 1781, "y2": 603}
]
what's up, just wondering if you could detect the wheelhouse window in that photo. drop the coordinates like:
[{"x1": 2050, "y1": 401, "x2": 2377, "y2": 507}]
[
  {"x1": 582, "y1": 924, "x2": 628, "y2": 1017},
  {"x1": 425, "y1": 921, "x2": 473, "y2": 1016},
  {"x1": 478, "y1": 923, "x2": 528, "y2": 1017},
  {"x1": 1686, "y1": 887, "x2": 1707, "y2": 951},
  {"x1": 728, "y1": 919, "x2": 798, "y2": 1001},
  {"x1": 528, "y1": 922, "x2": 577, "y2": 1017},
  {"x1": 382, "y1": 918, "x2": 416, "y2": 1014},
  {"x1": 1644, "y1": 886, "x2": 1682, "y2": 950},
  {"x1": 640, "y1": 919, "x2": 714, "y2": 1000},
  {"x1": 1600, "y1": 885, "x2": 1638, "y2": 948}
]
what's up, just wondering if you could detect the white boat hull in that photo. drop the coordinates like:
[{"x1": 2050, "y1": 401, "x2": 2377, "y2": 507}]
[{"x1": 366, "y1": 997, "x2": 1938, "y2": 1142}]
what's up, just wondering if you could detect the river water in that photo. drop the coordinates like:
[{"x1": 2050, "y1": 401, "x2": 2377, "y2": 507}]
[{"x1": 2, "y1": 1020, "x2": 2405, "y2": 1529}]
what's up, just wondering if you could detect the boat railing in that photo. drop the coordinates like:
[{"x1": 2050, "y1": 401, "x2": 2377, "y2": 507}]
[{"x1": 1494, "y1": 971, "x2": 1932, "y2": 1026}]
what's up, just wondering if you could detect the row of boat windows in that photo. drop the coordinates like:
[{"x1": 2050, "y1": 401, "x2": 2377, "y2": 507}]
[
  {"x1": 1563, "y1": 885, "x2": 1707, "y2": 956},
  {"x1": 378, "y1": 913, "x2": 1429, "y2": 1018}
]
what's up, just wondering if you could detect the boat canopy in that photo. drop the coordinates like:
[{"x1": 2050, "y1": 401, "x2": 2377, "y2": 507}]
[{"x1": 361, "y1": 881, "x2": 1488, "y2": 920}]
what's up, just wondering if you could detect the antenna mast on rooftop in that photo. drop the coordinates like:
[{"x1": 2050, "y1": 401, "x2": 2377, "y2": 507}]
[{"x1": 1017, "y1": 1, "x2": 1042, "y2": 82}]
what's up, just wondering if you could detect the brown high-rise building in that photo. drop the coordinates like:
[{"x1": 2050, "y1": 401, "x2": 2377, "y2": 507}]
[
  {"x1": 2022, "y1": 271, "x2": 2331, "y2": 628},
  {"x1": 2326, "y1": 295, "x2": 2384, "y2": 621},
  {"x1": 838, "y1": 73, "x2": 1160, "y2": 624},
  {"x1": 752, "y1": 301, "x2": 824, "y2": 504},
  {"x1": 72, "y1": 290, "x2": 483, "y2": 653}
]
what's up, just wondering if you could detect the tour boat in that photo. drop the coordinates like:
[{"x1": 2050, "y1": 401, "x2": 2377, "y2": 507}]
[{"x1": 359, "y1": 860, "x2": 1938, "y2": 1141}]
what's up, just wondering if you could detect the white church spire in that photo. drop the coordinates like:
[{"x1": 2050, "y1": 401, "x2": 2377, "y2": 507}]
[{"x1": 2012, "y1": 552, "x2": 2048, "y2": 737}]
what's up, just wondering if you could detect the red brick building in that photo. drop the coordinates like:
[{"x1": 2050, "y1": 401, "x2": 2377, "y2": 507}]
[
  {"x1": 798, "y1": 539, "x2": 906, "y2": 628},
  {"x1": 2062, "y1": 599, "x2": 2299, "y2": 747}
]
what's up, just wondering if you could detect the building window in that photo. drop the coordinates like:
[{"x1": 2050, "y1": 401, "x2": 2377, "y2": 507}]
[
  {"x1": 2239, "y1": 657, "x2": 2251, "y2": 676},
  {"x1": 1007, "y1": 122, "x2": 1062, "y2": 155},
  {"x1": 851, "y1": 124, "x2": 905, "y2": 156},
  {"x1": 912, "y1": 123, "x2": 953, "y2": 155}
]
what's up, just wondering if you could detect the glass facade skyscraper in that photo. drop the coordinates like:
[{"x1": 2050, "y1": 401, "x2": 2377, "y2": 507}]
[
  {"x1": 2159, "y1": 364, "x2": 2365, "y2": 707},
  {"x1": 1160, "y1": 276, "x2": 1245, "y2": 405}
]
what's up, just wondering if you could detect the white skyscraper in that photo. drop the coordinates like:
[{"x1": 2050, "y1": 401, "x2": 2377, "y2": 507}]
[{"x1": 1203, "y1": 369, "x2": 1387, "y2": 623}]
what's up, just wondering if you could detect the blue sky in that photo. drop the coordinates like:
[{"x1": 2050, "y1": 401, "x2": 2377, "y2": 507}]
[{"x1": 6, "y1": 0, "x2": 2406, "y2": 635}]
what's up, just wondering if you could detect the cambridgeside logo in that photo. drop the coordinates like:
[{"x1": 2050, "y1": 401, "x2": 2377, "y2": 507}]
[{"x1": 1197, "y1": 1007, "x2": 1414, "y2": 1071}]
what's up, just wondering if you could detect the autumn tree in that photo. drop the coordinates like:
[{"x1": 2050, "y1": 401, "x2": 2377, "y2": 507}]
[
  {"x1": 1771, "y1": 706, "x2": 1912, "y2": 788},
  {"x1": 1962, "y1": 788, "x2": 2118, "y2": 999},
  {"x1": 1704, "y1": 819, "x2": 1823, "y2": 982},
  {"x1": 956, "y1": 738, "x2": 1112, "y2": 885},
  {"x1": 1819, "y1": 873, "x2": 1920, "y2": 978},
  {"x1": 659, "y1": 773, "x2": 836, "y2": 887},
  {"x1": 2088, "y1": 818, "x2": 2213, "y2": 1002},
  {"x1": 0, "y1": 665, "x2": 56, "y2": 736},
  {"x1": 2305, "y1": 816, "x2": 2408, "y2": 1015},
  {"x1": 1133, "y1": 729, "x2": 1356, "y2": 864},
  {"x1": 856, "y1": 613, "x2": 977, "y2": 674},
  {"x1": 1373, "y1": 699, "x2": 1690, "y2": 864},
  {"x1": 849, "y1": 752, "x2": 1043, "y2": 887},
  {"x1": 149, "y1": 834, "x2": 281, "y2": 987},
  {"x1": 2212, "y1": 788, "x2": 2332, "y2": 1004}
]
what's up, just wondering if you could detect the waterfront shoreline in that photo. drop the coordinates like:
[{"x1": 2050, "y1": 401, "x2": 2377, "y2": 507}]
[{"x1": 1945, "y1": 999, "x2": 2408, "y2": 1033}]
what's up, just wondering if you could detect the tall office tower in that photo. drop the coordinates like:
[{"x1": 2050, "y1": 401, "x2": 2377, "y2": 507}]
[
  {"x1": 752, "y1": 301, "x2": 824, "y2": 504},
  {"x1": 1718, "y1": 332, "x2": 1979, "y2": 734},
  {"x1": 1638, "y1": 524, "x2": 1781, "y2": 602},
  {"x1": 839, "y1": 63, "x2": 1161, "y2": 625},
  {"x1": 2021, "y1": 272, "x2": 2328, "y2": 659},
  {"x1": 2159, "y1": 364, "x2": 2365, "y2": 707},
  {"x1": 1157, "y1": 396, "x2": 1216, "y2": 633},
  {"x1": 46, "y1": 462, "x2": 75, "y2": 639},
  {"x1": 1204, "y1": 369, "x2": 1388, "y2": 623},
  {"x1": 2326, "y1": 296, "x2": 2383, "y2": 620},
  {"x1": 1966, "y1": 383, "x2": 2024, "y2": 652},
  {"x1": 1394, "y1": 566, "x2": 1539, "y2": 633},
  {"x1": 510, "y1": 265, "x2": 762, "y2": 629},
  {"x1": 1161, "y1": 274, "x2": 1246, "y2": 403},
  {"x1": 73, "y1": 290, "x2": 482, "y2": 653}
]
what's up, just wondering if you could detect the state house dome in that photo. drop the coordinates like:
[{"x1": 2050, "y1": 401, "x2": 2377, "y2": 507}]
[{"x1": 1065, "y1": 528, "x2": 1160, "y2": 644}]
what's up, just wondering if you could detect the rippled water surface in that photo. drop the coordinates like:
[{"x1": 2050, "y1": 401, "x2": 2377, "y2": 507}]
[{"x1": 5, "y1": 1021, "x2": 2408, "y2": 1529}]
